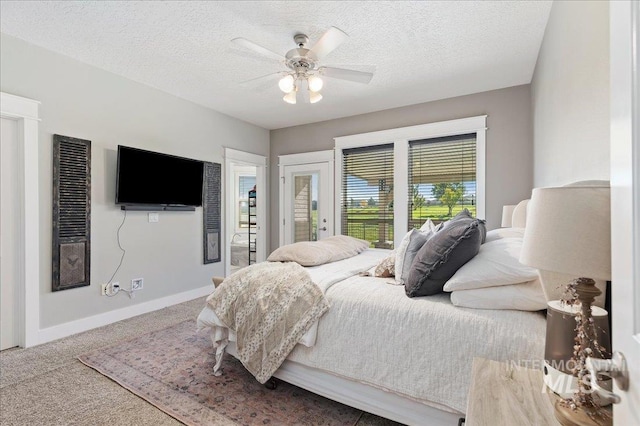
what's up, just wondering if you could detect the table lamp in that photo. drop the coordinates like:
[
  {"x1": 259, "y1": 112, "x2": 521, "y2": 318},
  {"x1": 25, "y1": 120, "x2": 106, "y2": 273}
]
[{"x1": 519, "y1": 182, "x2": 612, "y2": 425}]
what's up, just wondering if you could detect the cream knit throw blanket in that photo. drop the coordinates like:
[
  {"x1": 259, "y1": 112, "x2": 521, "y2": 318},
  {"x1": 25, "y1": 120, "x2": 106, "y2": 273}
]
[{"x1": 207, "y1": 261, "x2": 329, "y2": 384}]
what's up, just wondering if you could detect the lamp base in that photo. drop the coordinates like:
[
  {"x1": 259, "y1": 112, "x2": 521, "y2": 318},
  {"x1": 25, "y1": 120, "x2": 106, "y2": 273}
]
[
  {"x1": 544, "y1": 362, "x2": 578, "y2": 398},
  {"x1": 553, "y1": 399, "x2": 612, "y2": 426},
  {"x1": 543, "y1": 361, "x2": 612, "y2": 405}
]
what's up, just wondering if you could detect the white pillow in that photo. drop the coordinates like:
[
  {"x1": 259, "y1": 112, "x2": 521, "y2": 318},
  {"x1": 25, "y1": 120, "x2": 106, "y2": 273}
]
[
  {"x1": 443, "y1": 237, "x2": 538, "y2": 291},
  {"x1": 511, "y1": 199, "x2": 530, "y2": 228},
  {"x1": 394, "y1": 229, "x2": 433, "y2": 285},
  {"x1": 267, "y1": 235, "x2": 369, "y2": 266},
  {"x1": 485, "y1": 227, "x2": 525, "y2": 243},
  {"x1": 450, "y1": 279, "x2": 547, "y2": 311},
  {"x1": 419, "y1": 218, "x2": 436, "y2": 232}
]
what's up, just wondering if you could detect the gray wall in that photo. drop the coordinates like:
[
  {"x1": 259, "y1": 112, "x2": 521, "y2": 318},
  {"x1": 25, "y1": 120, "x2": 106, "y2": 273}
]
[
  {"x1": 531, "y1": 0, "x2": 610, "y2": 187},
  {"x1": 270, "y1": 85, "x2": 533, "y2": 251},
  {"x1": 0, "y1": 34, "x2": 269, "y2": 328}
]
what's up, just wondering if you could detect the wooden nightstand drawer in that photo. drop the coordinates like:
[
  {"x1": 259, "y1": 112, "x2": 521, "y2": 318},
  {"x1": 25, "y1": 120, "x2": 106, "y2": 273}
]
[{"x1": 465, "y1": 358, "x2": 560, "y2": 426}]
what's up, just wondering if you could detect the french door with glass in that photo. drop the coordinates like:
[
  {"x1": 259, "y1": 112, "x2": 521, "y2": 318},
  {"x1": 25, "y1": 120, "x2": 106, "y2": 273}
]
[{"x1": 279, "y1": 151, "x2": 334, "y2": 246}]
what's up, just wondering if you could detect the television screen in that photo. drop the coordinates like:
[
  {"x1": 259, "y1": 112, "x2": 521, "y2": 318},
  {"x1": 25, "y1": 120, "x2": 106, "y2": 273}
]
[{"x1": 115, "y1": 145, "x2": 204, "y2": 206}]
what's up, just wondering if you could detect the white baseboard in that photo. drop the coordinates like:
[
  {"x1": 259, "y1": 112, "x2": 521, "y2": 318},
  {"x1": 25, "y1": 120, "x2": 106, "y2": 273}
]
[{"x1": 36, "y1": 285, "x2": 212, "y2": 346}]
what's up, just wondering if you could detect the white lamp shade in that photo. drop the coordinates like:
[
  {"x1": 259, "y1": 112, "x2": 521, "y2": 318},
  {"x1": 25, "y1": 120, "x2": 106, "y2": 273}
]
[
  {"x1": 308, "y1": 75, "x2": 323, "y2": 92},
  {"x1": 278, "y1": 75, "x2": 295, "y2": 93},
  {"x1": 520, "y1": 183, "x2": 611, "y2": 280},
  {"x1": 283, "y1": 91, "x2": 297, "y2": 104},
  {"x1": 501, "y1": 205, "x2": 516, "y2": 227},
  {"x1": 309, "y1": 91, "x2": 323, "y2": 104}
]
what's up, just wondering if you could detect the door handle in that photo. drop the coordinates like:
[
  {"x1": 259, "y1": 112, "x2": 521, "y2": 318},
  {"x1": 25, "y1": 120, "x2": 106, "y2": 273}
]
[
  {"x1": 319, "y1": 227, "x2": 327, "y2": 231},
  {"x1": 586, "y1": 351, "x2": 629, "y2": 404}
]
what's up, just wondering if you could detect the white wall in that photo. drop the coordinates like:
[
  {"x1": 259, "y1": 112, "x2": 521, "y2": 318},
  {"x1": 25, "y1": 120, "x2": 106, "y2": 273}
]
[
  {"x1": 531, "y1": 0, "x2": 610, "y2": 187},
  {"x1": 270, "y1": 85, "x2": 533, "y2": 250},
  {"x1": 0, "y1": 34, "x2": 269, "y2": 330}
]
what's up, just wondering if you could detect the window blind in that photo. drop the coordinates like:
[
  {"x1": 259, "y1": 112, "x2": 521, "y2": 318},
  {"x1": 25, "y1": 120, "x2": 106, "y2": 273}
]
[
  {"x1": 408, "y1": 134, "x2": 476, "y2": 229},
  {"x1": 239, "y1": 176, "x2": 256, "y2": 198},
  {"x1": 341, "y1": 144, "x2": 394, "y2": 248},
  {"x1": 237, "y1": 176, "x2": 256, "y2": 228}
]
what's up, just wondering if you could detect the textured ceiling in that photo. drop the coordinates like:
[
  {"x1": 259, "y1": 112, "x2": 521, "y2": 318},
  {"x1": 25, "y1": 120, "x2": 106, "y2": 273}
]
[{"x1": 0, "y1": 1, "x2": 552, "y2": 130}]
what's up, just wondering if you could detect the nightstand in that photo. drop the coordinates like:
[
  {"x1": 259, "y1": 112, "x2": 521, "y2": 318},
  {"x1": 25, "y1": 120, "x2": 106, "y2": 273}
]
[{"x1": 465, "y1": 358, "x2": 560, "y2": 426}]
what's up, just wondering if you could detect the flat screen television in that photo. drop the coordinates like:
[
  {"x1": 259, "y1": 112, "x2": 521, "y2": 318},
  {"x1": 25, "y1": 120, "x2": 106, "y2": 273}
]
[{"x1": 115, "y1": 145, "x2": 204, "y2": 207}]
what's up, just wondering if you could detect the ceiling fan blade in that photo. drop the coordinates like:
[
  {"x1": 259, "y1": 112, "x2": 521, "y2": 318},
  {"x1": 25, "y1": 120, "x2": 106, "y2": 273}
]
[
  {"x1": 231, "y1": 37, "x2": 284, "y2": 62},
  {"x1": 319, "y1": 67, "x2": 374, "y2": 84},
  {"x1": 238, "y1": 72, "x2": 283, "y2": 87},
  {"x1": 309, "y1": 27, "x2": 349, "y2": 60}
]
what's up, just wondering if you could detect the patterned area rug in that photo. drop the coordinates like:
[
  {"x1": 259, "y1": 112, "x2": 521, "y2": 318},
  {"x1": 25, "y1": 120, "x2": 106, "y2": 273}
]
[{"x1": 78, "y1": 320, "x2": 362, "y2": 426}]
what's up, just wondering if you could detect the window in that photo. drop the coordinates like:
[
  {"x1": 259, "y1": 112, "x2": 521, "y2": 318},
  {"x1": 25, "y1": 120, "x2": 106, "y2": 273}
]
[
  {"x1": 237, "y1": 175, "x2": 256, "y2": 229},
  {"x1": 334, "y1": 115, "x2": 486, "y2": 249},
  {"x1": 341, "y1": 144, "x2": 394, "y2": 248},
  {"x1": 293, "y1": 173, "x2": 316, "y2": 242},
  {"x1": 408, "y1": 134, "x2": 477, "y2": 228}
]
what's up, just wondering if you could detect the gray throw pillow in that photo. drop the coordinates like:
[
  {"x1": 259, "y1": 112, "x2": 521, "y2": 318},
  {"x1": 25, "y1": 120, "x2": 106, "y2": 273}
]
[
  {"x1": 405, "y1": 217, "x2": 486, "y2": 297},
  {"x1": 442, "y1": 209, "x2": 486, "y2": 243},
  {"x1": 397, "y1": 229, "x2": 434, "y2": 284}
]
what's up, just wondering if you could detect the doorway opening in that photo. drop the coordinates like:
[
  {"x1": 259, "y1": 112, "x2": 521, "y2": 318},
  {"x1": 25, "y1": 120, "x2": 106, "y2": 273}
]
[
  {"x1": 230, "y1": 165, "x2": 256, "y2": 274},
  {"x1": 224, "y1": 148, "x2": 267, "y2": 277}
]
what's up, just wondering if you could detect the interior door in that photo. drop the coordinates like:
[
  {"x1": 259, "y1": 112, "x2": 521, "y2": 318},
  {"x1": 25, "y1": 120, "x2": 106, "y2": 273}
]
[
  {"x1": 609, "y1": 2, "x2": 639, "y2": 423},
  {"x1": 1, "y1": 116, "x2": 19, "y2": 350},
  {"x1": 282, "y1": 161, "x2": 333, "y2": 245}
]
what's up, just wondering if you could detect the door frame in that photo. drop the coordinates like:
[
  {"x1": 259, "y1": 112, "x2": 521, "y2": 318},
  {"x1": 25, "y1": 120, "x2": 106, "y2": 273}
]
[
  {"x1": 278, "y1": 150, "x2": 334, "y2": 247},
  {"x1": 223, "y1": 148, "x2": 267, "y2": 277},
  {"x1": 610, "y1": 1, "x2": 640, "y2": 422},
  {"x1": 0, "y1": 92, "x2": 40, "y2": 348}
]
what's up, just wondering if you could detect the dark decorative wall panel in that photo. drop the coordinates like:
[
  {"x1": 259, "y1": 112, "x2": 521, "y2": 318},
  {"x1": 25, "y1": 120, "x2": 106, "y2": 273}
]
[
  {"x1": 52, "y1": 134, "x2": 91, "y2": 291},
  {"x1": 203, "y1": 162, "x2": 221, "y2": 264}
]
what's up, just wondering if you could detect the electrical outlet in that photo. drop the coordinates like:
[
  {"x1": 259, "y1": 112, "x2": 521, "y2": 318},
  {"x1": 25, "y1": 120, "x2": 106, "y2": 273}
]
[
  {"x1": 148, "y1": 212, "x2": 159, "y2": 223},
  {"x1": 131, "y1": 278, "x2": 144, "y2": 291},
  {"x1": 101, "y1": 282, "x2": 120, "y2": 296}
]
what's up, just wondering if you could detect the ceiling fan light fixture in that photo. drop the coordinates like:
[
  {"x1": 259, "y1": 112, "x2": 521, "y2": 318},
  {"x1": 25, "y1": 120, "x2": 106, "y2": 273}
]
[
  {"x1": 283, "y1": 90, "x2": 297, "y2": 104},
  {"x1": 278, "y1": 75, "x2": 295, "y2": 93},
  {"x1": 309, "y1": 91, "x2": 323, "y2": 104},
  {"x1": 307, "y1": 75, "x2": 323, "y2": 92},
  {"x1": 232, "y1": 27, "x2": 375, "y2": 106}
]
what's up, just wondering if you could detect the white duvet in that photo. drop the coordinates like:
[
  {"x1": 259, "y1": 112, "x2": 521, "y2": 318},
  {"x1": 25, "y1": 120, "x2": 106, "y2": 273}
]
[
  {"x1": 285, "y1": 272, "x2": 546, "y2": 414},
  {"x1": 197, "y1": 249, "x2": 547, "y2": 415}
]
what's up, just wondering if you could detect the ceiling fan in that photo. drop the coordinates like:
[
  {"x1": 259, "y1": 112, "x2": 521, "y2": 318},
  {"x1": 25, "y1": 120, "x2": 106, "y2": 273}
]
[{"x1": 231, "y1": 27, "x2": 374, "y2": 104}]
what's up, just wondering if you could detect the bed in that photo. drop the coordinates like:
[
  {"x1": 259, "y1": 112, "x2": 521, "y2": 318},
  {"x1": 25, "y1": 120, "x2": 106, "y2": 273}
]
[{"x1": 197, "y1": 205, "x2": 547, "y2": 425}]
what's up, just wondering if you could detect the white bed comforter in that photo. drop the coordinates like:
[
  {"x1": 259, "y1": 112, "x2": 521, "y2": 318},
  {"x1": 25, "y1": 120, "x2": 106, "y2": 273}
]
[
  {"x1": 285, "y1": 272, "x2": 547, "y2": 414},
  {"x1": 198, "y1": 249, "x2": 546, "y2": 414}
]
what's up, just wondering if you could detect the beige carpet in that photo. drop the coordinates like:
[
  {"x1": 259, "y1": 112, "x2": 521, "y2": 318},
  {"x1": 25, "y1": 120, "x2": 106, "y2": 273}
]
[{"x1": 0, "y1": 297, "x2": 401, "y2": 426}]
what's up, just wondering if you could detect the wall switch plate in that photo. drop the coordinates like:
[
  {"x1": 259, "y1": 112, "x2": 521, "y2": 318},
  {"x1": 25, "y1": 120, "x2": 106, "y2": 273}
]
[
  {"x1": 148, "y1": 212, "x2": 159, "y2": 223},
  {"x1": 101, "y1": 283, "x2": 109, "y2": 296},
  {"x1": 131, "y1": 278, "x2": 144, "y2": 291}
]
